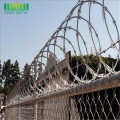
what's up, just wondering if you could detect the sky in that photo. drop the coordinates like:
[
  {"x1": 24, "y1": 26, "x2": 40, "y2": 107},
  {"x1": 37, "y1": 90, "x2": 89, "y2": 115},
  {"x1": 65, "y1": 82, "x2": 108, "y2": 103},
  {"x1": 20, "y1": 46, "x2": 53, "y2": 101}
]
[{"x1": 0, "y1": 0, "x2": 120, "y2": 72}]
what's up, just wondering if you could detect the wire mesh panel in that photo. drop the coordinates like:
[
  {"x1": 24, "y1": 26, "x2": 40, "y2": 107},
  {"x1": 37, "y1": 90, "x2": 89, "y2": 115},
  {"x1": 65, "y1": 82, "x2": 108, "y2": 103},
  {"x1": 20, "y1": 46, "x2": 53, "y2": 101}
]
[
  {"x1": 6, "y1": 0, "x2": 120, "y2": 120},
  {"x1": 70, "y1": 87, "x2": 120, "y2": 119},
  {"x1": 19, "y1": 104, "x2": 35, "y2": 120},
  {"x1": 6, "y1": 106, "x2": 19, "y2": 120},
  {"x1": 37, "y1": 96, "x2": 69, "y2": 120},
  {"x1": 36, "y1": 79, "x2": 120, "y2": 120},
  {"x1": 37, "y1": 101, "x2": 44, "y2": 120}
]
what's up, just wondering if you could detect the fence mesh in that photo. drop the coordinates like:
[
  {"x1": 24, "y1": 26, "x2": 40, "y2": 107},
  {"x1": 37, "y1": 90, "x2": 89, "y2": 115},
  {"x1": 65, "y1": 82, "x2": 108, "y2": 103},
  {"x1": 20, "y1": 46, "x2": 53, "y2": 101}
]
[{"x1": 6, "y1": 74, "x2": 120, "y2": 120}]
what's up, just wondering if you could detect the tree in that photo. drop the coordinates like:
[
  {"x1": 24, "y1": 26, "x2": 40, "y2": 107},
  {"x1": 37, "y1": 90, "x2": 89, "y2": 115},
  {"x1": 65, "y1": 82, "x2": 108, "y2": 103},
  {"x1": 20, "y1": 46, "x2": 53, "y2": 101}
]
[
  {"x1": 70, "y1": 54, "x2": 120, "y2": 81},
  {"x1": 23, "y1": 63, "x2": 31, "y2": 81},
  {"x1": 23, "y1": 63, "x2": 29, "y2": 72},
  {"x1": 2, "y1": 60, "x2": 13, "y2": 87},
  {"x1": 12, "y1": 60, "x2": 21, "y2": 87},
  {"x1": 2, "y1": 60, "x2": 20, "y2": 94}
]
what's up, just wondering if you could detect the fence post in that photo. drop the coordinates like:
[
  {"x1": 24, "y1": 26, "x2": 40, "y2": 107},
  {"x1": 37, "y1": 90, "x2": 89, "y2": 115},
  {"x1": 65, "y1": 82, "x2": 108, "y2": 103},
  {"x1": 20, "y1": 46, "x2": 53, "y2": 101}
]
[
  {"x1": 34, "y1": 101, "x2": 38, "y2": 120},
  {"x1": 18, "y1": 105, "x2": 21, "y2": 120},
  {"x1": 33, "y1": 60, "x2": 37, "y2": 120},
  {"x1": 18, "y1": 85, "x2": 21, "y2": 120}
]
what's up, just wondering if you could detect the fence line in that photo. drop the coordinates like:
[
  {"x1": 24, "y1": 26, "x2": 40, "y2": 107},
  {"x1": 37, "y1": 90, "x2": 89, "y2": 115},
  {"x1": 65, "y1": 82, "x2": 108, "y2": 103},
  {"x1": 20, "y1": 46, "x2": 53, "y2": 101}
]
[{"x1": 6, "y1": 0, "x2": 120, "y2": 120}]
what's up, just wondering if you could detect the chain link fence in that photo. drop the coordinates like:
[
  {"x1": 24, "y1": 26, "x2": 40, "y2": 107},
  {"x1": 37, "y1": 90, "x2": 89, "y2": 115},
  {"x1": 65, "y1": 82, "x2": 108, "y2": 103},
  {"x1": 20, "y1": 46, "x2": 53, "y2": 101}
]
[
  {"x1": 6, "y1": 74, "x2": 120, "y2": 120},
  {"x1": 6, "y1": 0, "x2": 120, "y2": 120}
]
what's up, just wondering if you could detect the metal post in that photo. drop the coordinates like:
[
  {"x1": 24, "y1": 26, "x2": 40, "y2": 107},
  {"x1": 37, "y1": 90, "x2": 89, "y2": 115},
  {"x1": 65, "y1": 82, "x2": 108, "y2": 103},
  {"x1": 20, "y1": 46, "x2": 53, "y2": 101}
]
[
  {"x1": 34, "y1": 60, "x2": 37, "y2": 120},
  {"x1": 18, "y1": 96, "x2": 21, "y2": 120}
]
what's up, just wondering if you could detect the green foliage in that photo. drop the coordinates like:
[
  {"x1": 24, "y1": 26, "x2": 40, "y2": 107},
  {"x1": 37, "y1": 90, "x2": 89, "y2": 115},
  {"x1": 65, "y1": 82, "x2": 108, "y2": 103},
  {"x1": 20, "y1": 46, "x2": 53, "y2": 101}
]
[
  {"x1": 22, "y1": 63, "x2": 34, "y2": 87},
  {"x1": 0, "y1": 60, "x2": 26, "y2": 104},
  {"x1": 70, "y1": 54, "x2": 120, "y2": 81},
  {"x1": 0, "y1": 85, "x2": 4, "y2": 93},
  {"x1": 0, "y1": 85, "x2": 12, "y2": 105},
  {"x1": 23, "y1": 63, "x2": 29, "y2": 72},
  {"x1": 2, "y1": 60, "x2": 20, "y2": 89},
  {"x1": 0, "y1": 59, "x2": 22, "y2": 105},
  {"x1": 3, "y1": 85, "x2": 12, "y2": 95},
  {"x1": 23, "y1": 63, "x2": 31, "y2": 81}
]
